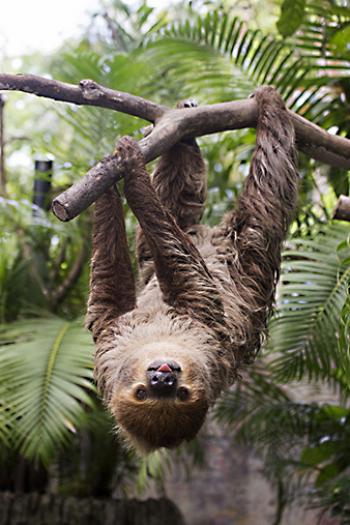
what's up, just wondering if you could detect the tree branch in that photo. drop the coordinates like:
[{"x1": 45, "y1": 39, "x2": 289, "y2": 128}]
[
  {"x1": 51, "y1": 242, "x2": 89, "y2": 307},
  {"x1": 0, "y1": 74, "x2": 166, "y2": 122},
  {"x1": 51, "y1": 101, "x2": 350, "y2": 222},
  {"x1": 1, "y1": 73, "x2": 350, "y2": 222},
  {"x1": 333, "y1": 195, "x2": 350, "y2": 222}
]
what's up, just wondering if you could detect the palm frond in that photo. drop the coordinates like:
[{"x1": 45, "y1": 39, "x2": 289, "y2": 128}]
[
  {"x1": 136, "y1": 10, "x2": 349, "y2": 132},
  {"x1": 336, "y1": 276, "x2": 350, "y2": 393},
  {"x1": 0, "y1": 317, "x2": 95, "y2": 463},
  {"x1": 49, "y1": 51, "x2": 151, "y2": 176},
  {"x1": 269, "y1": 223, "x2": 350, "y2": 387},
  {"x1": 139, "y1": 13, "x2": 283, "y2": 103},
  {"x1": 215, "y1": 365, "x2": 301, "y2": 443},
  {"x1": 290, "y1": 1, "x2": 350, "y2": 66},
  {"x1": 215, "y1": 364, "x2": 335, "y2": 476}
]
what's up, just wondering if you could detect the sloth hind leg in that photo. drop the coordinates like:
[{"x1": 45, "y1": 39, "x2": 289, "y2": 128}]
[{"x1": 136, "y1": 101, "x2": 207, "y2": 282}]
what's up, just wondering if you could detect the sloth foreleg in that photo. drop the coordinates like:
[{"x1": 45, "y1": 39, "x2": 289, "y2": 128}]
[{"x1": 117, "y1": 136, "x2": 225, "y2": 331}]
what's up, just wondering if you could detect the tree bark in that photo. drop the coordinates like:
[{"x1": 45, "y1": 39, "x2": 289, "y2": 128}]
[
  {"x1": 1, "y1": 73, "x2": 350, "y2": 221},
  {"x1": 51, "y1": 100, "x2": 350, "y2": 222},
  {"x1": 0, "y1": 74, "x2": 165, "y2": 121}
]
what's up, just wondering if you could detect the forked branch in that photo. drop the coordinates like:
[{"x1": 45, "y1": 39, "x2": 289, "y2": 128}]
[{"x1": 1, "y1": 73, "x2": 350, "y2": 222}]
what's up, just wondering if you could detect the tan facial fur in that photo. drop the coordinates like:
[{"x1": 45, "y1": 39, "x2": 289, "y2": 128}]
[{"x1": 108, "y1": 341, "x2": 209, "y2": 452}]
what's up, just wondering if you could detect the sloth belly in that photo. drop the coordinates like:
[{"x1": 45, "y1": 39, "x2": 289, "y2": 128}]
[
  {"x1": 188, "y1": 224, "x2": 233, "y2": 285},
  {"x1": 189, "y1": 225, "x2": 243, "y2": 343}
]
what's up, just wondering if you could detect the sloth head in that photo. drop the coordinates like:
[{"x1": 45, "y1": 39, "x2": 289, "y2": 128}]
[{"x1": 109, "y1": 342, "x2": 209, "y2": 452}]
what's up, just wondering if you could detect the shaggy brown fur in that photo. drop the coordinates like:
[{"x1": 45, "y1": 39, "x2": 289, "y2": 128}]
[{"x1": 86, "y1": 87, "x2": 299, "y2": 453}]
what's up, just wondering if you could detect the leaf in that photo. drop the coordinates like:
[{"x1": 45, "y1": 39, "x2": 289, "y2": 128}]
[
  {"x1": 0, "y1": 317, "x2": 95, "y2": 464},
  {"x1": 277, "y1": 0, "x2": 306, "y2": 37},
  {"x1": 330, "y1": 25, "x2": 350, "y2": 54},
  {"x1": 137, "y1": 9, "x2": 348, "y2": 134},
  {"x1": 269, "y1": 224, "x2": 350, "y2": 388},
  {"x1": 321, "y1": 405, "x2": 349, "y2": 420},
  {"x1": 315, "y1": 463, "x2": 341, "y2": 486},
  {"x1": 301, "y1": 442, "x2": 337, "y2": 466}
]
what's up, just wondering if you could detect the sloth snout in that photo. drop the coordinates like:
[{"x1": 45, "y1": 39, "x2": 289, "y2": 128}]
[
  {"x1": 147, "y1": 369, "x2": 178, "y2": 397},
  {"x1": 147, "y1": 359, "x2": 181, "y2": 373}
]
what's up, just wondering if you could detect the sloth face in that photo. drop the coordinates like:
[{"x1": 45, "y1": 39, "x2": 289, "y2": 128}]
[
  {"x1": 144, "y1": 359, "x2": 189, "y2": 398},
  {"x1": 110, "y1": 346, "x2": 209, "y2": 452}
]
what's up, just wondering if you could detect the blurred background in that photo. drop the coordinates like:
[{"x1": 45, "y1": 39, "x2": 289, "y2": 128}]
[{"x1": 0, "y1": 1, "x2": 349, "y2": 524}]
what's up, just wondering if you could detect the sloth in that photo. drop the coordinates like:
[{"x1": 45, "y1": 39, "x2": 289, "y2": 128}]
[{"x1": 86, "y1": 86, "x2": 299, "y2": 452}]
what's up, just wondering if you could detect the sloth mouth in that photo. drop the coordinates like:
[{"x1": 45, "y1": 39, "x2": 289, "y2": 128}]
[{"x1": 147, "y1": 360, "x2": 181, "y2": 373}]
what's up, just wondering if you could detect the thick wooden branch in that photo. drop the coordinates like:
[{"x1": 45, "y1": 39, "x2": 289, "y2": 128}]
[
  {"x1": 52, "y1": 100, "x2": 259, "y2": 221},
  {"x1": 0, "y1": 74, "x2": 166, "y2": 122},
  {"x1": 1, "y1": 73, "x2": 350, "y2": 222},
  {"x1": 333, "y1": 195, "x2": 350, "y2": 222},
  {"x1": 52, "y1": 101, "x2": 350, "y2": 221}
]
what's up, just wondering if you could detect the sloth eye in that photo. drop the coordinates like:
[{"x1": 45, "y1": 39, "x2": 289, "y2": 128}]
[
  {"x1": 177, "y1": 387, "x2": 190, "y2": 401},
  {"x1": 135, "y1": 387, "x2": 147, "y2": 401}
]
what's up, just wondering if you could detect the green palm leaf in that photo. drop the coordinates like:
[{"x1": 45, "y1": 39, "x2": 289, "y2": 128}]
[
  {"x1": 216, "y1": 365, "x2": 290, "y2": 434},
  {"x1": 139, "y1": 13, "x2": 282, "y2": 103},
  {"x1": 49, "y1": 51, "x2": 151, "y2": 176},
  {"x1": 137, "y1": 10, "x2": 348, "y2": 131},
  {"x1": 269, "y1": 223, "x2": 350, "y2": 387},
  {"x1": 0, "y1": 317, "x2": 95, "y2": 463}
]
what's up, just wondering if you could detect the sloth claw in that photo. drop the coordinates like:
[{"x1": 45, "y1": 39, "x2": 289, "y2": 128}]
[{"x1": 114, "y1": 135, "x2": 145, "y2": 172}]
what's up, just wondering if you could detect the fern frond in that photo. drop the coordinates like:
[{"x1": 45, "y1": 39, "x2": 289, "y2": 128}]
[
  {"x1": 269, "y1": 224, "x2": 350, "y2": 388},
  {"x1": 0, "y1": 317, "x2": 95, "y2": 463}
]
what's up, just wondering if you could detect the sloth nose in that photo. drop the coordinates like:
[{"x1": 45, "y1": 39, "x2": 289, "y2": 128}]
[{"x1": 147, "y1": 370, "x2": 177, "y2": 397}]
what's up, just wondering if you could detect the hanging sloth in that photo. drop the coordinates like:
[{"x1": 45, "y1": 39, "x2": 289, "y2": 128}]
[{"x1": 86, "y1": 86, "x2": 299, "y2": 452}]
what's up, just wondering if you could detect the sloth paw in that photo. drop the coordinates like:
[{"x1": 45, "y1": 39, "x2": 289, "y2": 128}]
[{"x1": 114, "y1": 136, "x2": 145, "y2": 173}]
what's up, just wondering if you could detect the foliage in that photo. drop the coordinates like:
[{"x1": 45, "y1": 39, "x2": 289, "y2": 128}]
[
  {"x1": 0, "y1": 196, "x2": 89, "y2": 320},
  {"x1": 277, "y1": 0, "x2": 306, "y2": 37},
  {"x1": 1, "y1": 0, "x2": 350, "y2": 511},
  {"x1": 0, "y1": 317, "x2": 94, "y2": 464},
  {"x1": 138, "y1": 5, "x2": 349, "y2": 128},
  {"x1": 270, "y1": 224, "x2": 350, "y2": 387}
]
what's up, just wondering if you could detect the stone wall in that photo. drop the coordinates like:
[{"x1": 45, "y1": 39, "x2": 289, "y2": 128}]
[
  {"x1": 164, "y1": 419, "x2": 340, "y2": 525},
  {"x1": 0, "y1": 493, "x2": 185, "y2": 525}
]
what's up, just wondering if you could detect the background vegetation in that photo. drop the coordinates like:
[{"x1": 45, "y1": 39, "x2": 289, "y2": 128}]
[{"x1": 0, "y1": 0, "x2": 349, "y2": 522}]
